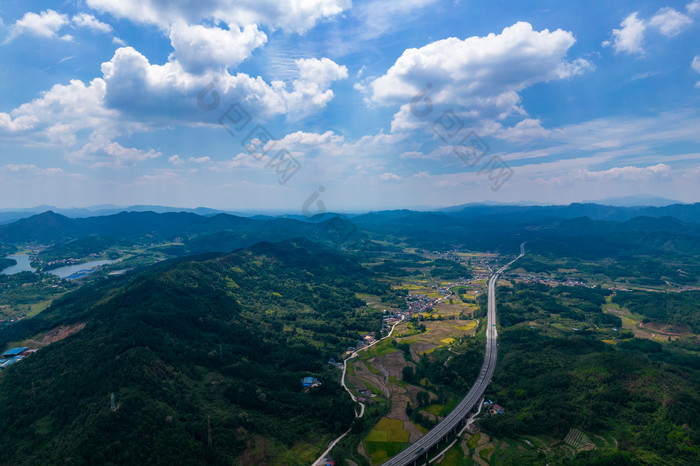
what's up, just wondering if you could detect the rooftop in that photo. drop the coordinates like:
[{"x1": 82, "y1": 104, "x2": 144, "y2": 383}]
[{"x1": 2, "y1": 347, "x2": 28, "y2": 357}]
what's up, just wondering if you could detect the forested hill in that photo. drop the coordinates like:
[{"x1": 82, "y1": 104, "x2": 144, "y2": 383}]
[
  {"x1": 3, "y1": 205, "x2": 700, "y2": 260},
  {"x1": 0, "y1": 239, "x2": 388, "y2": 465}
]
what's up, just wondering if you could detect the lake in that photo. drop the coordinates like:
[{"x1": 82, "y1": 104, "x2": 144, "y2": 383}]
[
  {"x1": 48, "y1": 260, "x2": 118, "y2": 279},
  {"x1": 0, "y1": 254, "x2": 36, "y2": 275}
]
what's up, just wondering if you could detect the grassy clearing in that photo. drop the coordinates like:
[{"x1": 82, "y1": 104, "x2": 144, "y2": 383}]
[
  {"x1": 363, "y1": 379, "x2": 383, "y2": 396},
  {"x1": 364, "y1": 441, "x2": 411, "y2": 464},
  {"x1": 424, "y1": 399, "x2": 459, "y2": 417},
  {"x1": 388, "y1": 375, "x2": 407, "y2": 389},
  {"x1": 364, "y1": 417, "x2": 412, "y2": 463},
  {"x1": 468, "y1": 433, "x2": 480, "y2": 449},
  {"x1": 479, "y1": 446, "x2": 494, "y2": 461},
  {"x1": 361, "y1": 337, "x2": 400, "y2": 360},
  {"x1": 374, "y1": 418, "x2": 410, "y2": 442},
  {"x1": 438, "y1": 442, "x2": 467, "y2": 466},
  {"x1": 362, "y1": 359, "x2": 380, "y2": 375},
  {"x1": 26, "y1": 299, "x2": 54, "y2": 317}
]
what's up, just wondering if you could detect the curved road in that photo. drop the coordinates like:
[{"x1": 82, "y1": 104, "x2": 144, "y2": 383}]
[
  {"x1": 382, "y1": 243, "x2": 525, "y2": 466},
  {"x1": 311, "y1": 319, "x2": 402, "y2": 466}
]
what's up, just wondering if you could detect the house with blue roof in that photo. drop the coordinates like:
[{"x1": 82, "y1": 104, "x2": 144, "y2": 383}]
[
  {"x1": 302, "y1": 377, "x2": 321, "y2": 390},
  {"x1": 2, "y1": 347, "x2": 28, "y2": 358},
  {"x1": 0, "y1": 355, "x2": 24, "y2": 370}
]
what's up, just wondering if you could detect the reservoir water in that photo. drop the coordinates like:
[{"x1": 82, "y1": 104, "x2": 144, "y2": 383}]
[
  {"x1": 0, "y1": 254, "x2": 36, "y2": 275},
  {"x1": 48, "y1": 260, "x2": 118, "y2": 279},
  {"x1": 1, "y1": 255, "x2": 117, "y2": 279}
]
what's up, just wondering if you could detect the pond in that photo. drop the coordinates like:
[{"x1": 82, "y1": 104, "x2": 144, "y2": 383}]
[{"x1": 0, "y1": 254, "x2": 36, "y2": 275}]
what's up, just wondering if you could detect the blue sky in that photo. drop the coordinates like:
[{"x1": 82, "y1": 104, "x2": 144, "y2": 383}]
[{"x1": 1, "y1": 0, "x2": 699, "y2": 211}]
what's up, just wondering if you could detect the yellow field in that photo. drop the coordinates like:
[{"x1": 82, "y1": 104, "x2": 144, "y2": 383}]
[
  {"x1": 366, "y1": 417, "x2": 410, "y2": 442},
  {"x1": 453, "y1": 322, "x2": 477, "y2": 331}
]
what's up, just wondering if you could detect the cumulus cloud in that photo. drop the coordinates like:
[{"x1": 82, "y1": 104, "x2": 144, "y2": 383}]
[
  {"x1": 398, "y1": 146, "x2": 453, "y2": 160},
  {"x1": 649, "y1": 7, "x2": 693, "y2": 37},
  {"x1": 379, "y1": 172, "x2": 400, "y2": 180},
  {"x1": 169, "y1": 155, "x2": 184, "y2": 165},
  {"x1": 86, "y1": 0, "x2": 350, "y2": 33},
  {"x1": 370, "y1": 22, "x2": 590, "y2": 130},
  {"x1": 169, "y1": 23, "x2": 267, "y2": 73},
  {"x1": 0, "y1": 44, "x2": 347, "y2": 170},
  {"x1": 571, "y1": 163, "x2": 671, "y2": 182},
  {"x1": 689, "y1": 1, "x2": 700, "y2": 14},
  {"x1": 693, "y1": 56, "x2": 700, "y2": 87},
  {"x1": 276, "y1": 130, "x2": 345, "y2": 147},
  {"x1": 491, "y1": 118, "x2": 551, "y2": 142},
  {"x1": 604, "y1": 8, "x2": 693, "y2": 55},
  {"x1": 68, "y1": 134, "x2": 161, "y2": 168},
  {"x1": 100, "y1": 47, "x2": 347, "y2": 122},
  {"x1": 0, "y1": 78, "x2": 120, "y2": 145},
  {"x1": 72, "y1": 13, "x2": 113, "y2": 33},
  {"x1": 4, "y1": 10, "x2": 117, "y2": 43},
  {"x1": 4, "y1": 9, "x2": 69, "y2": 43},
  {"x1": 603, "y1": 12, "x2": 646, "y2": 55}
]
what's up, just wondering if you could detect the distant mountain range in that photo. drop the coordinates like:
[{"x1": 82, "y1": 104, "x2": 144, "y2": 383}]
[
  {"x1": 0, "y1": 195, "x2": 689, "y2": 225},
  {"x1": 581, "y1": 194, "x2": 683, "y2": 207},
  {"x1": 0, "y1": 205, "x2": 241, "y2": 225},
  {"x1": 1, "y1": 202, "x2": 699, "y2": 262},
  {"x1": 437, "y1": 202, "x2": 700, "y2": 223}
]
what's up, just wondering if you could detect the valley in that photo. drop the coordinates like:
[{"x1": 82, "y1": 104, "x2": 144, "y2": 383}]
[{"x1": 0, "y1": 205, "x2": 698, "y2": 465}]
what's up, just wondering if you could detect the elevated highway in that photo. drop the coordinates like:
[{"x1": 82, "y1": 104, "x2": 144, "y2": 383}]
[{"x1": 381, "y1": 243, "x2": 525, "y2": 466}]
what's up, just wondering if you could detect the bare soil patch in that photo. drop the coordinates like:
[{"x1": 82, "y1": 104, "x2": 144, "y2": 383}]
[
  {"x1": 21, "y1": 322, "x2": 86, "y2": 348},
  {"x1": 639, "y1": 321, "x2": 691, "y2": 336}
]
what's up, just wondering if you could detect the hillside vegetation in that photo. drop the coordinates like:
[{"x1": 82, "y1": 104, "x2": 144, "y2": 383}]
[{"x1": 0, "y1": 239, "x2": 388, "y2": 465}]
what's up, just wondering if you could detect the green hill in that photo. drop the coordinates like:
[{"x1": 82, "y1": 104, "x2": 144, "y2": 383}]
[{"x1": 0, "y1": 239, "x2": 387, "y2": 465}]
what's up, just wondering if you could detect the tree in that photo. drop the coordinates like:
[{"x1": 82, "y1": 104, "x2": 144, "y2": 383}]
[{"x1": 417, "y1": 391, "x2": 429, "y2": 406}]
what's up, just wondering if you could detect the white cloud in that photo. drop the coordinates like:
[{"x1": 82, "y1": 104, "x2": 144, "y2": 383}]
[
  {"x1": 689, "y1": 1, "x2": 700, "y2": 14},
  {"x1": 86, "y1": 0, "x2": 350, "y2": 33},
  {"x1": 169, "y1": 155, "x2": 184, "y2": 165},
  {"x1": 169, "y1": 22, "x2": 267, "y2": 73},
  {"x1": 379, "y1": 172, "x2": 400, "y2": 180},
  {"x1": 189, "y1": 156, "x2": 211, "y2": 163},
  {"x1": 605, "y1": 12, "x2": 646, "y2": 55},
  {"x1": 398, "y1": 146, "x2": 453, "y2": 160},
  {"x1": 68, "y1": 134, "x2": 161, "y2": 168},
  {"x1": 0, "y1": 164, "x2": 76, "y2": 177},
  {"x1": 5, "y1": 9, "x2": 69, "y2": 43},
  {"x1": 556, "y1": 164, "x2": 672, "y2": 184},
  {"x1": 100, "y1": 47, "x2": 347, "y2": 122},
  {"x1": 604, "y1": 8, "x2": 693, "y2": 56},
  {"x1": 113, "y1": 36, "x2": 126, "y2": 46},
  {"x1": 370, "y1": 22, "x2": 590, "y2": 130},
  {"x1": 399, "y1": 151, "x2": 427, "y2": 159},
  {"x1": 0, "y1": 78, "x2": 120, "y2": 145},
  {"x1": 649, "y1": 7, "x2": 692, "y2": 37},
  {"x1": 353, "y1": 0, "x2": 439, "y2": 40},
  {"x1": 437, "y1": 179, "x2": 463, "y2": 188},
  {"x1": 72, "y1": 13, "x2": 113, "y2": 33},
  {"x1": 276, "y1": 130, "x2": 345, "y2": 147},
  {"x1": 491, "y1": 118, "x2": 551, "y2": 142},
  {"x1": 692, "y1": 56, "x2": 700, "y2": 73}
]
